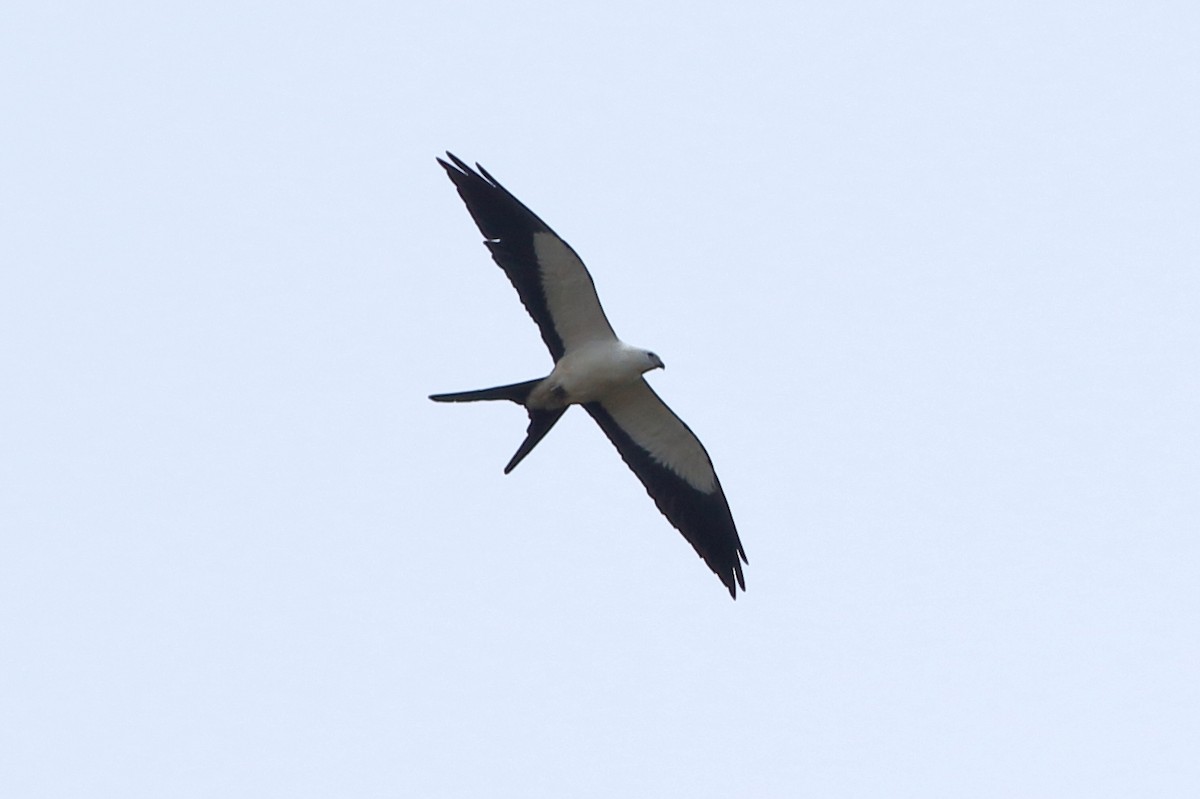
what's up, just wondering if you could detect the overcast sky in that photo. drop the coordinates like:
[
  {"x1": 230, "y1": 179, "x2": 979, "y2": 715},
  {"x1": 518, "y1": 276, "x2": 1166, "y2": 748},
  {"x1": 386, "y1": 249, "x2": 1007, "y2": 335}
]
[{"x1": 2, "y1": 1, "x2": 1198, "y2": 797}]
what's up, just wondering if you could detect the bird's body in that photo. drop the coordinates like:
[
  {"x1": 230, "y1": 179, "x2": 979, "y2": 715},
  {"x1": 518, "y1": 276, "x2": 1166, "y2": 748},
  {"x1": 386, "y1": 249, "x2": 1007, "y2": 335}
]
[
  {"x1": 527, "y1": 342, "x2": 663, "y2": 409},
  {"x1": 431, "y1": 153, "x2": 748, "y2": 597}
]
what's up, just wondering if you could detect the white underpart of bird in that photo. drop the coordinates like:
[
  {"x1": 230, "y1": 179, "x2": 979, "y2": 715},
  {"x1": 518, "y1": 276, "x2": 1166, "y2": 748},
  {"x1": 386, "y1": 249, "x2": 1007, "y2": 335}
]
[
  {"x1": 527, "y1": 340, "x2": 658, "y2": 407},
  {"x1": 429, "y1": 153, "x2": 748, "y2": 598},
  {"x1": 531, "y1": 232, "x2": 615, "y2": 351}
]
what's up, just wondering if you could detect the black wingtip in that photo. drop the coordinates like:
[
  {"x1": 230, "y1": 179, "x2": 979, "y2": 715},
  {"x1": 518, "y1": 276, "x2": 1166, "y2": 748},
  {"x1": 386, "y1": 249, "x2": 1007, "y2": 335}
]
[
  {"x1": 476, "y1": 162, "x2": 501, "y2": 187},
  {"x1": 438, "y1": 152, "x2": 505, "y2": 192},
  {"x1": 726, "y1": 567, "x2": 746, "y2": 600},
  {"x1": 714, "y1": 548, "x2": 747, "y2": 599},
  {"x1": 439, "y1": 151, "x2": 469, "y2": 172}
]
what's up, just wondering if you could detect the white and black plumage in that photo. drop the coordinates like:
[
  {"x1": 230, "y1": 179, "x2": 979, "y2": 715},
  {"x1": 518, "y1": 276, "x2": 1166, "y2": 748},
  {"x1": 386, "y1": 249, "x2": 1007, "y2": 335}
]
[{"x1": 430, "y1": 153, "x2": 748, "y2": 598}]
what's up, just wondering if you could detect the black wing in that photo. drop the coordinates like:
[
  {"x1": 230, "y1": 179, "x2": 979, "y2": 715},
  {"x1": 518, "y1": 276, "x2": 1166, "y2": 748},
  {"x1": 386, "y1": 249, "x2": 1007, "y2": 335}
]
[
  {"x1": 438, "y1": 153, "x2": 617, "y2": 361},
  {"x1": 585, "y1": 381, "x2": 747, "y2": 598}
]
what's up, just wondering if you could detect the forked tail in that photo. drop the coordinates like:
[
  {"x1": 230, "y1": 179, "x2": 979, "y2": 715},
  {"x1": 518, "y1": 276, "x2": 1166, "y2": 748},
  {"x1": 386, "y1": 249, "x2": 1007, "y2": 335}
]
[
  {"x1": 428, "y1": 378, "x2": 542, "y2": 404},
  {"x1": 504, "y1": 407, "x2": 567, "y2": 474},
  {"x1": 429, "y1": 378, "x2": 566, "y2": 473}
]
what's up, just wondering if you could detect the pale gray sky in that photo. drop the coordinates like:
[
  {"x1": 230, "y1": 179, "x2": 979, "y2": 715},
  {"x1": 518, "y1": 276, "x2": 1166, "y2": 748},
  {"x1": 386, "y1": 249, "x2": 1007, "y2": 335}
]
[{"x1": 2, "y1": 2, "x2": 1198, "y2": 796}]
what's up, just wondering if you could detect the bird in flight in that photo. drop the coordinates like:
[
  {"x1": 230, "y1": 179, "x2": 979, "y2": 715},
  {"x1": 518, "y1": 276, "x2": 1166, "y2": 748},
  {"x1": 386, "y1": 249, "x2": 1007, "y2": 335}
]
[{"x1": 430, "y1": 153, "x2": 748, "y2": 597}]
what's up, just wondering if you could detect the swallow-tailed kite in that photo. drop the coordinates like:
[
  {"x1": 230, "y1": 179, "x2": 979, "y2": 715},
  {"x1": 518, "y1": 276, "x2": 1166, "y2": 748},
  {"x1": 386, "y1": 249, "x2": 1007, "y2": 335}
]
[{"x1": 430, "y1": 153, "x2": 748, "y2": 598}]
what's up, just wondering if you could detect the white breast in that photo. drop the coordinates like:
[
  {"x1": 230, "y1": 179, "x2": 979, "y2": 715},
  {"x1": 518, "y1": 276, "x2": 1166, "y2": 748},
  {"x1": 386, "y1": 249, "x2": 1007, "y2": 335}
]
[{"x1": 539, "y1": 342, "x2": 648, "y2": 406}]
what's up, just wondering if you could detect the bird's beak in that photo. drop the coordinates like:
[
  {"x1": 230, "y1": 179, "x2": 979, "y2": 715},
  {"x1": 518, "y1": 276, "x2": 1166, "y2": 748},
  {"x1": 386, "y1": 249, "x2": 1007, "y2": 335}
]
[{"x1": 656, "y1": 357, "x2": 666, "y2": 371}]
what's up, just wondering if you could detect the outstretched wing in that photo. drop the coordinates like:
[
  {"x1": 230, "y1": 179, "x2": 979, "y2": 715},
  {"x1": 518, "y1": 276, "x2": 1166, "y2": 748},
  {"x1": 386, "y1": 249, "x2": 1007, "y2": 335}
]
[
  {"x1": 584, "y1": 380, "x2": 748, "y2": 597},
  {"x1": 438, "y1": 153, "x2": 618, "y2": 361}
]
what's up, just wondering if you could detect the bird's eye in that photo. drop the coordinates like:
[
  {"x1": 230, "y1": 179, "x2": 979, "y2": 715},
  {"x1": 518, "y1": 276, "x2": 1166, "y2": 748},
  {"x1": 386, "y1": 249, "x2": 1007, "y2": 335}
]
[{"x1": 648, "y1": 352, "x2": 658, "y2": 359}]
